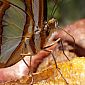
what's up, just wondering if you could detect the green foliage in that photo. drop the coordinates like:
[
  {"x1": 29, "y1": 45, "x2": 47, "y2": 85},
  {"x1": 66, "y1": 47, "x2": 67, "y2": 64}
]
[
  {"x1": 47, "y1": 0, "x2": 85, "y2": 26},
  {"x1": 47, "y1": 0, "x2": 61, "y2": 20}
]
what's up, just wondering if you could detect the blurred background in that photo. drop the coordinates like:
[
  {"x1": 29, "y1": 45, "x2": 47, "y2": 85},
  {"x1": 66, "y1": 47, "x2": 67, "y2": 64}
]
[{"x1": 47, "y1": 0, "x2": 85, "y2": 26}]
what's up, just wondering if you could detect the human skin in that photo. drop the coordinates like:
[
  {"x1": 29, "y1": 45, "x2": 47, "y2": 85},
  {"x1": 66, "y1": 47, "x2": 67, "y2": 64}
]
[
  {"x1": 54, "y1": 19, "x2": 85, "y2": 56},
  {"x1": 0, "y1": 19, "x2": 85, "y2": 82},
  {"x1": 0, "y1": 42, "x2": 57, "y2": 82}
]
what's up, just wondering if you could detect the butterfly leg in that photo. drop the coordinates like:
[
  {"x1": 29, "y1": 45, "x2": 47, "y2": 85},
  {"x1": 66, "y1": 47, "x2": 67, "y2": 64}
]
[
  {"x1": 20, "y1": 40, "x2": 34, "y2": 85},
  {"x1": 43, "y1": 49, "x2": 69, "y2": 85},
  {"x1": 28, "y1": 55, "x2": 34, "y2": 85},
  {"x1": 59, "y1": 40, "x2": 70, "y2": 61},
  {"x1": 21, "y1": 54, "x2": 34, "y2": 85},
  {"x1": 43, "y1": 38, "x2": 69, "y2": 85}
]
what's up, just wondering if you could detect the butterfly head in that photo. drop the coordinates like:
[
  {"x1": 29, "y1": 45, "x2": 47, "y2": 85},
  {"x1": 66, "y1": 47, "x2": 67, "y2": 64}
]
[{"x1": 48, "y1": 18, "x2": 58, "y2": 29}]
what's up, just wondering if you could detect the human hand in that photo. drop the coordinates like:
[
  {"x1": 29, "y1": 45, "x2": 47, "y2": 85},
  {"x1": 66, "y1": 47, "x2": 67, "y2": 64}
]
[{"x1": 0, "y1": 19, "x2": 85, "y2": 83}]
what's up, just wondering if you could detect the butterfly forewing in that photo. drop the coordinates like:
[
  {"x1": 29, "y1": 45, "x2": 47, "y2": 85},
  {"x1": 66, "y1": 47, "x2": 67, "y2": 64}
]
[{"x1": 0, "y1": 0, "x2": 26, "y2": 66}]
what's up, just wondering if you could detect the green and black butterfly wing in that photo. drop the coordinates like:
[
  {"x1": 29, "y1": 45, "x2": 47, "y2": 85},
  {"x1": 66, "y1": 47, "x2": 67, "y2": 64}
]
[{"x1": 0, "y1": 0, "x2": 26, "y2": 67}]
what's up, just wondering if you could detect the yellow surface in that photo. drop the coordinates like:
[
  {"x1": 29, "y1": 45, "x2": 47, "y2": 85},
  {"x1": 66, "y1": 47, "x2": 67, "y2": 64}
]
[{"x1": 34, "y1": 57, "x2": 85, "y2": 85}]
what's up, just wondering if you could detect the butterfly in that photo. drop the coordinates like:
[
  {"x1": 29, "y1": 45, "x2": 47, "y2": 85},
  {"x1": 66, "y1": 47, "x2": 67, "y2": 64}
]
[{"x1": 0, "y1": 0, "x2": 61, "y2": 67}]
